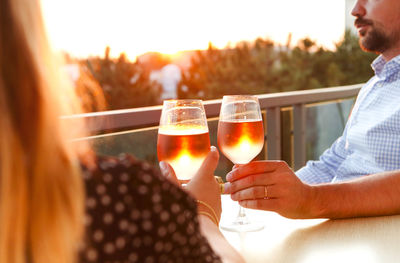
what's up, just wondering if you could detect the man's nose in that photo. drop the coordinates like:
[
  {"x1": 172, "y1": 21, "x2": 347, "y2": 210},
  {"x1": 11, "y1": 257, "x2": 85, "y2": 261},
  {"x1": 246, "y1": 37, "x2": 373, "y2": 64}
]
[{"x1": 351, "y1": 0, "x2": 366, "y2": 18}]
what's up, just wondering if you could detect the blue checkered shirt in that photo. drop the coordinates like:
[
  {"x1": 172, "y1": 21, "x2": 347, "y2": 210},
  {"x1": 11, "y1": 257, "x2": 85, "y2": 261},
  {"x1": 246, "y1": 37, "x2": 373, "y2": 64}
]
[{"x1": 296, "y1": 54, "x2": 400, "y2": 184}]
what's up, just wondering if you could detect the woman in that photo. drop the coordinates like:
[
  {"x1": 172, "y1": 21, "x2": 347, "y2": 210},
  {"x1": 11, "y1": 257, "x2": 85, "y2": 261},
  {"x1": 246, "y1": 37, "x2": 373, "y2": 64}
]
[{"x1": 0, "y1": 0, "x2": 243, "y2": 262}]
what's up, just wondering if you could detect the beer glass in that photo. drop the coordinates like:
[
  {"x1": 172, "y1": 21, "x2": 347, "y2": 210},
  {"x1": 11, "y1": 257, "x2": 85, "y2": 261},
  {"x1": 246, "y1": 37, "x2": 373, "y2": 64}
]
[
  {"x1": 157, "y1": 99, "x2": 210, "y2": 183},
  {"x1": 218, "y1": 95, "x2": 264, "y2": 232}
]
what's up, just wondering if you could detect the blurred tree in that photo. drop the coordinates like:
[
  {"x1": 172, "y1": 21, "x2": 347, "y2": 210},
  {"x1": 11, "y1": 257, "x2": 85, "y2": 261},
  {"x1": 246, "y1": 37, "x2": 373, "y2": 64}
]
[
  {"x1": 332, "y1": 30, "x2": 376, "y2": 84},
  {"x1": 178, "y1": 39, "x2": 279, "y2": 99},
  {"x1": 86, "y1": 47, "x2": 162, "y2": 110},
  {"x1": 75, "y1": 65, "x2": 107, "y2": 112},
  {"x1": 74, "y1": 31, "x2": 376, "y2": 111},
  {"x1": 179, "y1": 31, "x2": 375, "y2": 100}
]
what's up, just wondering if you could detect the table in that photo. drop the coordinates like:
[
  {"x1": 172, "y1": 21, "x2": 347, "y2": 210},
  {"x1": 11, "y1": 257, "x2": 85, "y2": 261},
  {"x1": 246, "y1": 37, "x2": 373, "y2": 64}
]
[{"x1": 220, "y1": 195, "x2": 400, "y2": 263}]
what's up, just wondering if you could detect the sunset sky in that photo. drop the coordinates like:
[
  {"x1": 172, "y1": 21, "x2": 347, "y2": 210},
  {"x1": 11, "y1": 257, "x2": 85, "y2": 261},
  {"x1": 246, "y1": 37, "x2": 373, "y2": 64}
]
[{"x1": 41, "y1": 0, "x2": 347, "y2": 61}]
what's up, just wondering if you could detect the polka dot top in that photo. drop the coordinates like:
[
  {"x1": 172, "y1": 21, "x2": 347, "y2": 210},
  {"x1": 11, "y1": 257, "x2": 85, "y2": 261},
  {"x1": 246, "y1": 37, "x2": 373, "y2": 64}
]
[{"x1": 79, "y1": 154, "x2": 222, "y2": 263}]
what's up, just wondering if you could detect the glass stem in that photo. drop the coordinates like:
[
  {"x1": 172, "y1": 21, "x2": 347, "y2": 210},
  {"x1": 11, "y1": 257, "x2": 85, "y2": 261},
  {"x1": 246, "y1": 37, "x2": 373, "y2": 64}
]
[{"x1": 234, "y1": 205, "x2": 250, "y2": 225}]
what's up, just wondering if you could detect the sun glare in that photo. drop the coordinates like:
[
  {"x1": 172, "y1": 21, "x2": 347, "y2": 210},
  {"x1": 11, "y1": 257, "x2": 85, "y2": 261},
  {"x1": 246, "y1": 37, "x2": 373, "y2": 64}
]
[
  {"x1": 177, "y1": 152, "x2": 191, "y2": 167},
  {"x1": 40, "y1": 0, "x2": 345, "y2": 61},
  {"x1": 239, "y1": 138, "x2": 252, "y2": 153}
]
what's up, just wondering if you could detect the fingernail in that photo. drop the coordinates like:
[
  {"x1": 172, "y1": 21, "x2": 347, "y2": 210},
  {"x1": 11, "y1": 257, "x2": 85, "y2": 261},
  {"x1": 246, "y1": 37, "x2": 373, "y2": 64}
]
[
  {"x1": 231, "y1": 193, "x2": 237, "y2": 201},
  {"x1": 210, "y1": 146, "x2": 216, "y2": 152},
  {"x1": 224, "y1": 182, "x2": 231, "y2": 194},
  {"x1": 226, "y1": 172, "x2": 232, "y2": 182},
  {"x1": 159, "y1": 161, "x2": 167, "y2": 171}
]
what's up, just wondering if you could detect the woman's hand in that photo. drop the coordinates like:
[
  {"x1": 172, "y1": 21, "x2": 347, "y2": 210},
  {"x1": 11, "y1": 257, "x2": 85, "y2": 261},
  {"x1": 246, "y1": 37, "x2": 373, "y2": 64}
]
[
  {"x1": 160, "y1": 148, "x2": 246, "y2": 263},
  {"x1": 224, "y1": 160, "x2": 315, "y2": 219},
  {"x1": 159, "y1": 146, "x2": 222, "y2": 222}
]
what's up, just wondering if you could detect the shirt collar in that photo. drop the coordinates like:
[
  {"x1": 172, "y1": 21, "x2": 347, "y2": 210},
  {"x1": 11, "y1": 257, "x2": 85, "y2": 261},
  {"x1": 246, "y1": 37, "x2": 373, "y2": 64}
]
[{"x1": 371, "y1": 54, "x2": 400, "y2": 79}]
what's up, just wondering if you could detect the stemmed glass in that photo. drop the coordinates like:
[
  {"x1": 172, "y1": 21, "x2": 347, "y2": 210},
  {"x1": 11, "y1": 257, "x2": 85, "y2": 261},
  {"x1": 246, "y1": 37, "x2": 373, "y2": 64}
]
[
  {"x1": 157, "y1": 99, "x2": 210, "y2": 183},
  {"x1": 218, "y1": 95, "x2": 265, "y2": 232}
]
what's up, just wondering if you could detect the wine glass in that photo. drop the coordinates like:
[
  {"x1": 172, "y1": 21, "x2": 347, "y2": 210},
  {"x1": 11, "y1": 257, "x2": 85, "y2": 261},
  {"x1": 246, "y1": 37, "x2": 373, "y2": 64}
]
[
  {"x1": 218, "y1": 95, "x2": 265, "y2": 232},
  {"x1": 157, "y1": 99, "x2": 210, "y2": 183}
]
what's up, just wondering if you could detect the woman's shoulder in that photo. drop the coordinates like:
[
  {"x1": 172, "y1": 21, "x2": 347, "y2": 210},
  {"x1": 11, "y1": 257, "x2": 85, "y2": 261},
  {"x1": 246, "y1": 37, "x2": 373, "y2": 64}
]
[{"x1": 79, "y1": 154, "x2": 222, "y2": 262}]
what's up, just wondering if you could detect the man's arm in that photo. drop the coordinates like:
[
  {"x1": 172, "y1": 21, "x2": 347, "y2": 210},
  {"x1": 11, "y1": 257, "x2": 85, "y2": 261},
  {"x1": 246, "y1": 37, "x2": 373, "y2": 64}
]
[
  {"x1": 225, "y1": 161, "x2": 400, "y2": 219},
  {"x1": 311, "y1": 170, "x2": 400, "y2": 218},
  {"x1": 296, "y1": 135, "x2": 347, "y2": 184}
]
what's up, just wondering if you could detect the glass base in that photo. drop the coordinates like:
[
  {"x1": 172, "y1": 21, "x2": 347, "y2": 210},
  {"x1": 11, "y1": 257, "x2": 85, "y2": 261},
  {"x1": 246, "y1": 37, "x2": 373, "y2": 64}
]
[
  {"x1": 220, "y1": 206, "x2": 264, "y2": 232},
  {"x1": 220, "y1": 220, "x2": 264, "y2": 232}
]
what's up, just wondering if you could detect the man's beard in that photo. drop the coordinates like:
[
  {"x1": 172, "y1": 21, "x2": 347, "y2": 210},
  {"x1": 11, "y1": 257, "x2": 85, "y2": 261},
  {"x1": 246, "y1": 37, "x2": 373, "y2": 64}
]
[
  {"x1": 359, "y1": 26, "x2": 391, "y2": 54},
  {"x1": 355, "y1": 17, "x2": 395, "y2": 54}
]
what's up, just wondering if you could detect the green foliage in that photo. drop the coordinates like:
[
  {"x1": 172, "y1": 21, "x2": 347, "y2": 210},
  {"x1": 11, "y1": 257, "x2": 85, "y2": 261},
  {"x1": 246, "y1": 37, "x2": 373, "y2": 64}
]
[
  {"x1": 178, "y1": 30, "x2": 376, "y2": 99},
  {"x1": 78, "y1": 31, "x2": 377, "y2": 111},
  {"x1": 333, "y1": 30, "x2": 377, "y2": 84},
  {"x1": 85, "y1": 47, "x2": 163, "y2": 110},
  {"x1": 178, "y1": 39, "x2": 280, "y2": 99}
]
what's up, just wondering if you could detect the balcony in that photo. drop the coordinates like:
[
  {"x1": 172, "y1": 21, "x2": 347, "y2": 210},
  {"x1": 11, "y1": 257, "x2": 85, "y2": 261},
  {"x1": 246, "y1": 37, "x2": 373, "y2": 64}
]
[{"x1": 64, "y1": 83, "x2": 362, "y2": 179}]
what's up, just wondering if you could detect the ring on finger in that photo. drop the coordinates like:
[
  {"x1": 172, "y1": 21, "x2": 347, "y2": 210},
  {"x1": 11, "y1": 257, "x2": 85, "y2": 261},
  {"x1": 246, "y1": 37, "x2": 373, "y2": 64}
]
[
  {"x1": 215, "y1": 176, "x2": 224, "y2": 194},
  {"x1": 264, "y1": 186, "x2": 269, "y2": 199},
  {"x1": 220, "y1": 183, "x2": 225, "y2": 194}
]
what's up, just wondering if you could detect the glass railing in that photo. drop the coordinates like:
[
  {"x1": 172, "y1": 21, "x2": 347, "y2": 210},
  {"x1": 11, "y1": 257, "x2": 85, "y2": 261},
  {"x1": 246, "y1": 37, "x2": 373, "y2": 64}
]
[{"x1": 66, "y1": 84, "x2": 362, "y2": 180}]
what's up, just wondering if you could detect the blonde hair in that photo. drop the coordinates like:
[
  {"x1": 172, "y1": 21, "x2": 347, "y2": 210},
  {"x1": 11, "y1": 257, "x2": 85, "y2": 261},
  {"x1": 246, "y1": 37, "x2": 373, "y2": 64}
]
[{"x1": 0, "y1": 0, "x2": 85, "y2": 262}]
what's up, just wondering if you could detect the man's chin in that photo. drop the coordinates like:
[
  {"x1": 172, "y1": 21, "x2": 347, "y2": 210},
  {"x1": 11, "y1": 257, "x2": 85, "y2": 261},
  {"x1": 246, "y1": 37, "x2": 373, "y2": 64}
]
[
  {"x1": 359, "y1": 38, "x2": 383, "y2": 54},
  {"x1": 359, "y1": 38, "x2": 373, "y2": 52}
]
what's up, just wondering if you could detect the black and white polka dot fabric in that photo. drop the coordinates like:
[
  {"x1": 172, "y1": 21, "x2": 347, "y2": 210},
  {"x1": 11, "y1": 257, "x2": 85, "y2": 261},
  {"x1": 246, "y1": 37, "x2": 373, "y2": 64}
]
[{"x1": 79, "y1": 154, "x2": 222, "y2": 263}]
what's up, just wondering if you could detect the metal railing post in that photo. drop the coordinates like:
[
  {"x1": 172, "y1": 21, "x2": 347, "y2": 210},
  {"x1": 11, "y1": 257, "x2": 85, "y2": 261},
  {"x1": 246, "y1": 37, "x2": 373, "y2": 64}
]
[
  {"x1": 266, "y1": 107, "x2": 281, "y2": 160},
  {"x1": 293, "y1": 104, "x2": 306, "y2": 170}
]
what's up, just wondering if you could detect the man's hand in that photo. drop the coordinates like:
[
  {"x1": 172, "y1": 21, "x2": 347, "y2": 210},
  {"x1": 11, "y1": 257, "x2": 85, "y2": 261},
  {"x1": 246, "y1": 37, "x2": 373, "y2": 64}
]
[{"x1": 224, "y1": 160, "x2": 316, "y2": 219}]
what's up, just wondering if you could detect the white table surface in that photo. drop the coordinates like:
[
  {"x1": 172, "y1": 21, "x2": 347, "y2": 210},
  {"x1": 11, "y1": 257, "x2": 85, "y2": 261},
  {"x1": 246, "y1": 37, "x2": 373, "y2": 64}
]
[{"x1": 220, "y1": 195, "x2": 400, "y2": 263}]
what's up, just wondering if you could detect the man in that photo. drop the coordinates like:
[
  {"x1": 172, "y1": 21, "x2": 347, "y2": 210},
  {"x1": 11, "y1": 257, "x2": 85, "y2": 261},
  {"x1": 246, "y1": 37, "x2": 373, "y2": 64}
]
[{"x1": 224, "y1": 0, "x2": 400, "y2": 219}]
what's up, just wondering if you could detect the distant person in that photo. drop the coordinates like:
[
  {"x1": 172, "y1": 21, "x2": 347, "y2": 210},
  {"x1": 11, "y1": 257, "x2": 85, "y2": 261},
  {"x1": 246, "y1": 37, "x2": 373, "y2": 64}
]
[
  {"x1": 0, "y1": 0, "x2": 243, "y2": 262},
  {"x1": 224, "y1": 0, "x2": 400, "y2": 219},
  {"x1": 150, "y1": 64, "x2": 181, "y2": 100}
]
